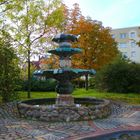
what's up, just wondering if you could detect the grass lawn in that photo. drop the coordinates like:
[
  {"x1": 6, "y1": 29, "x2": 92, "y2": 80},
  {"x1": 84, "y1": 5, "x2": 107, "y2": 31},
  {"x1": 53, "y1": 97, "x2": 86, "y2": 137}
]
[{"x1": 18, "y1": 88, "x2": 140, "y2": 105}]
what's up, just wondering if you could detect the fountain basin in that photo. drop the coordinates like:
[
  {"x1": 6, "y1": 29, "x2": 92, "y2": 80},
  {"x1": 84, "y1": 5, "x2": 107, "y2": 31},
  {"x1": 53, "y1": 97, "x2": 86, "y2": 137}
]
[
  {"x1": 34, "y1": 68, "x2": 96, "y2": 80},
  {"x1": 17, "y1": 98, "x2": 111, "y2": 122}
]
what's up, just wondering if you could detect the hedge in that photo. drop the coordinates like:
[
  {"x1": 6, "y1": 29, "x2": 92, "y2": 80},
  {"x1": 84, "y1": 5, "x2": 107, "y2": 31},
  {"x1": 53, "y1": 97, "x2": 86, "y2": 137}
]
[{"x1": 95, "y1": 58, "x2": 140, "y2": 93}]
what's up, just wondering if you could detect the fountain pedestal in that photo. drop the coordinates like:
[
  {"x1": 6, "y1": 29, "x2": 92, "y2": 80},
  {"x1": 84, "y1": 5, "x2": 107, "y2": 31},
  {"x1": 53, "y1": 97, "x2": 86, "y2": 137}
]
[
  {"x1": 55, "y1": 80, "x2": 74, "y2": 106},
  {"x1": 56, "y1": 94, "x2": 74, "y2": 106}
]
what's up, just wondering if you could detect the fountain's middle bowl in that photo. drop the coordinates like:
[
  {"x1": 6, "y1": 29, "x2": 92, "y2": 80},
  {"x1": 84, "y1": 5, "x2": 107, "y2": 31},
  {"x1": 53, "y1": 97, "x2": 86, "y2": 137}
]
[{"x1": 18, "y1": 97, "x2": 111, "y2": 122}]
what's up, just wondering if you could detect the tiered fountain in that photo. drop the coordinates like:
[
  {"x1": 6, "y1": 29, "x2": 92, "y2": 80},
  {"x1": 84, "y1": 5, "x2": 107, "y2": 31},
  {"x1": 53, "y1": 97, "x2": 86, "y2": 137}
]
[
  {"x1": 18, "y1": 33, "x2": 111, "y2": 122},
  {"x1": 35, "y1": 34, "x2": 95, "y2": 106}
]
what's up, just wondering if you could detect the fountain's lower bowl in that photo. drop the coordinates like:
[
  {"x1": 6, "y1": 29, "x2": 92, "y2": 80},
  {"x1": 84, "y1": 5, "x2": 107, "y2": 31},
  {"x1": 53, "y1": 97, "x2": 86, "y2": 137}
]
[{"x1": 18, "y1": 98, "x2": 111, "y2": 122}]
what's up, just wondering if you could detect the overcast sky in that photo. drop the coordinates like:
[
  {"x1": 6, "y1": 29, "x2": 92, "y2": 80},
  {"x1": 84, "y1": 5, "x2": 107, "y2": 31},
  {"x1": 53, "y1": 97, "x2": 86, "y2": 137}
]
[{"x1": 63, "y1": 0, "x2": 140, "y2": 29}]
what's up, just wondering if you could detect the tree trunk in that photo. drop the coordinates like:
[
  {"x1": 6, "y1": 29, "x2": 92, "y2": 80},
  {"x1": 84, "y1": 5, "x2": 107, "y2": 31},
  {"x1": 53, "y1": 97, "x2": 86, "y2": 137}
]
[
  {"x1": 85, "y1": 74, "x2": 88, "y2": 90},
  {"x1": 27, "y1": 49, "x2": 31, "y2": 98}
]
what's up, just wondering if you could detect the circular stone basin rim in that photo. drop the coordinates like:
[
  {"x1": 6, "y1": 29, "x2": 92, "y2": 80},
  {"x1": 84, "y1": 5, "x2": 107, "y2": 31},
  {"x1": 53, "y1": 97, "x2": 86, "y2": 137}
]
[{"x1": 17, "y1": 97, "x2": 111, "y2": 122}]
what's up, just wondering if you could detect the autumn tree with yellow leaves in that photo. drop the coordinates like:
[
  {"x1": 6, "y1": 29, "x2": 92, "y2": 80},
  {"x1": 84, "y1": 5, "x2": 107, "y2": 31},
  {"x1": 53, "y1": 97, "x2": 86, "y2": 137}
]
[
  {"x1": 67, "y1": 4, "x2": 118, "y2": 70},
  {"x1": 70, "y1": 18, "x2": 119, "y2": 70}
]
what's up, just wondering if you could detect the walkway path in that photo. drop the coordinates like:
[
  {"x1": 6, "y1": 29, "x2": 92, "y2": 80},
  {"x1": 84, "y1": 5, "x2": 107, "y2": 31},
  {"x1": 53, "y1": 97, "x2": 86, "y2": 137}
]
[{"x1": 0, "y1": 101, "x2": 140, "y2": 140}]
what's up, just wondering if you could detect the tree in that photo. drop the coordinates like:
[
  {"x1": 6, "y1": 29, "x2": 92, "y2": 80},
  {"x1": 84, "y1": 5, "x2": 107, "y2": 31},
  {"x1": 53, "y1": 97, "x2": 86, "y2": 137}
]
[
  {"x1": 20, "y1": 63, "x2": 36, "y2": 80},
  {"x1": 73, "y1": 18, "x2": 118, "y2": 70},
  {"x1": 69, "y1": 3, "x2": 83, "y2": 31},
  {"x1": 1, "y1": 0, "x2": 64, "y2": 98},
  {"x1": 39, "y1": 55, "x2": 59, "y2": 69},
  {"x1": 0, "y1": 30, "x2": 20, "y2": 102},
  {"x1": 60, "y1": 4, "x2": 118, "y2": 70}
]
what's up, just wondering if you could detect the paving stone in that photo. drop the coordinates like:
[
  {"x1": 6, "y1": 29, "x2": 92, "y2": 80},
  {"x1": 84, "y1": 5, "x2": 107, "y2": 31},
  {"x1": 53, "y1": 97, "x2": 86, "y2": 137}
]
[
  {"x1": 40, "y1": 134, "x2": 63, "y2": 140},
  {"x1": 0, "y1": 101, "x2": 139, "y2": 140}
]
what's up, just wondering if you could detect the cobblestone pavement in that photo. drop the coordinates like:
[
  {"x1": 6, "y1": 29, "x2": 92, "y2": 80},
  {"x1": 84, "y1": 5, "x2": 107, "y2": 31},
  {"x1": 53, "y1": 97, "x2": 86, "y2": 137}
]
[{"x1": 0, "y1": 101, "x2": 140, "y2": 140}]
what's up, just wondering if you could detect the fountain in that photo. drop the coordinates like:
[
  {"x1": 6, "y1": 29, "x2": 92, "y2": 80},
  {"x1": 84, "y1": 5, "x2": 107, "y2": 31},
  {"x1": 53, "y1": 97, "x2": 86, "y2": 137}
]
[
  {"x1": 18, "y1": 33, "x2": 111, "y2": 122},
  {"x1": 34, "y1": 33, "x2": 95, "y2": 106}
]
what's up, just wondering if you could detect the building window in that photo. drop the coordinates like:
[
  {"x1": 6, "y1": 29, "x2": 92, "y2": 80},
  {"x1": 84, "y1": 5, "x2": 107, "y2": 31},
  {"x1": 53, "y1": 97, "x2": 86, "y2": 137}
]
[
  {"x1": 120, "y1": 33, "x2": 127, "y2": 39},
  {"x1": 130, "y1": 32, "x2": 136, "y2": 38},
  {"x1": 131, "y1": 41, "x2": 136, "y2": 47},
  {"x1": 111, "y1": 34, "x2": 115, "y2": 38},
  {"x1": 119, "y1": 42, "x2": 127, "y2": 48},
  {"x1": 131, "y1": 51, "x2": 136, "y2": 57}
]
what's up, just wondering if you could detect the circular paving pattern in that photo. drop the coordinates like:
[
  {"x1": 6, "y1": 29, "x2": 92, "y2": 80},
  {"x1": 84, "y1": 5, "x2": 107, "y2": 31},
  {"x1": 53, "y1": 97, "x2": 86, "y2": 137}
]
[{"x1": 0, "y1": 101, "x2": 140, "y2": 140}]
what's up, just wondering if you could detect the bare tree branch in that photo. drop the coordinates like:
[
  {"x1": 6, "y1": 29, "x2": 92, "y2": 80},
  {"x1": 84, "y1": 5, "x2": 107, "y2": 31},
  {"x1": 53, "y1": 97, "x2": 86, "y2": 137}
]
[
  {"x1": 0, "y1": 0, "x2": 12, "y2": 13},
  {"x1": 0, "y1": 1, "x2": 10, "y2": 6},
  {"x1": 30, "y1": 25, "x2": 47, "y2": 45}
]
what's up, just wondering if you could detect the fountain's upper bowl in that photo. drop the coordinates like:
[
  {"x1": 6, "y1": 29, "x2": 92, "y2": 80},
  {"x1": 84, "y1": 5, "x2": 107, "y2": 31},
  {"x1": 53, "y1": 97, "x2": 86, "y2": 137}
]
[{"x1": 52, "y1": 33, "x2": 79, "y2": 43}]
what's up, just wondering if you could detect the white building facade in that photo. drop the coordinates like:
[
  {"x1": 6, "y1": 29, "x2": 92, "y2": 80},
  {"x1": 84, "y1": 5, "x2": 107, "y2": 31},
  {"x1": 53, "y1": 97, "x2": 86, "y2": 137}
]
[{"x1": 111, "y1": 26, "x2": 140, "y2": 63}]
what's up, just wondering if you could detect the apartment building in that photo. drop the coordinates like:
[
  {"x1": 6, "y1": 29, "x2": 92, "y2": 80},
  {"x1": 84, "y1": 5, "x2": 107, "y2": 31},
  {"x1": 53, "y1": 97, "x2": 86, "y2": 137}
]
[{"x1": 111, "y1": 26, "x2": 140, "y2": 63}]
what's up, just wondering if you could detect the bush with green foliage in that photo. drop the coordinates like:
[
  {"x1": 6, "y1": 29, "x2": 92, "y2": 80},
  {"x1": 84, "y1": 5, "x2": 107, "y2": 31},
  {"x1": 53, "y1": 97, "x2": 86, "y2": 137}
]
[
  {"x1": 89, "y1": 76, "x2": 96, "y2": 89},
  {"x1": 95, "y1": 57, "x2": 140, "y2": 93},
  {"x1": 0, "y1": 31, "x2": 20, "y2": 102},
  {"x1": 22, "y1": 78, "x2": 57, "y2": 92},
  {"x1": 72, "y1": 79, "x2": 85, "y2": 88}
]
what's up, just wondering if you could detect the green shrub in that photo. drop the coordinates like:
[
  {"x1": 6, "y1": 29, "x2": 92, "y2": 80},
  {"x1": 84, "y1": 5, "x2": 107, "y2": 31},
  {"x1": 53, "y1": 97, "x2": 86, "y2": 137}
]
[
  {"x1": 72, "y1": 79, "x2": 85, "y2": 88},
  {"x1": 22, "y1": 78, "x2": 57, "y2": 92},
  {"x1": 0, "y1": 31, "x2": 20, "y2": 102},
  {"x1": 89, "y1": 76, "x2": 96, "y2": 89},
  {"x1": 95, "y1": 57, "x2": 140, "y2": 93}
]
